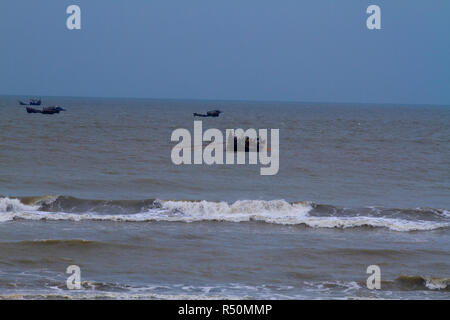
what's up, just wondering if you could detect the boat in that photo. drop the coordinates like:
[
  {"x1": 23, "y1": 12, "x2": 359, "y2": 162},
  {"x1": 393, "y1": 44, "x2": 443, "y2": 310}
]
[
  {"x1": 25, "y1": 106, "x2": 66, "y2": 114},
  {"x1": 41, "y1": 106, "x2": 65, "y2": 114},
  {"x1": 233, "y1": 137, "x2": 261, "y2": 152},
  {"x1": 193, "y1": 110, "x2": 222, "y2": 117}
]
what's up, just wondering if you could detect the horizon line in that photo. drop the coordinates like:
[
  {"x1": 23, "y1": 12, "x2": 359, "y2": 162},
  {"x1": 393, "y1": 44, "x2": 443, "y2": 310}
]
[{"x1": 1, "y1": 93, "x2": 449, "y2": 107}]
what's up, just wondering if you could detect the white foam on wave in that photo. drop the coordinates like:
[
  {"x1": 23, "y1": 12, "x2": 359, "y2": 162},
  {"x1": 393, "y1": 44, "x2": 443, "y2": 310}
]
[
  {"x1": 0, "y1": 197, "x2": 448, "y2": 232},
  {"x1": 423, "y1": 277, "x2": 450, "y2": 290},
  {"x1": 157, "y1": 200, "x2": 449, "y2": 231},
  {"x1": 287, "y1": 215, "x2": 449, "y2": 232},
  {"x1": 0, "y1": 197, "x2": 39, "y2": 217},
  {"x1": 159, "y1": 199, "x2": 313, "y2": 222},
  {"x1": 440, "y1": 210, "x2": 450, "y2": 218}
]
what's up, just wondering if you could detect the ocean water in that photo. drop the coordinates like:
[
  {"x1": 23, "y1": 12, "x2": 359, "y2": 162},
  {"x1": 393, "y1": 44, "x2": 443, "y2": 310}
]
[{"x1": 0, "y1": 96, "x2": 449, "y2": 299}]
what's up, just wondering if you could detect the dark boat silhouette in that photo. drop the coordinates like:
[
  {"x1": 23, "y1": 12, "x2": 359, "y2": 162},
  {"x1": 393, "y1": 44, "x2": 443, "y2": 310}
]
[
  {"x1": 26, "y1": 106, "x2": 66, "y2": 114},
  {"x1": 193, "y1": 110, "x2": 222, "y2": 117},
  {"x1": 42, "y1": 106, "x2": 65, "y2": 114},
  {"x1": 233, "y1": 137, "x2": 260, "y2": 153}
]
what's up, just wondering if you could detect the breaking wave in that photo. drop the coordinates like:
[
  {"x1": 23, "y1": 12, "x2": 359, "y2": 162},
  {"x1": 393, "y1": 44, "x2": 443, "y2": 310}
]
[
  {"x1": 0, "y1": 197, "x2": 40, "y2": 213},
  {"x1": 395, "y1": 275, "x2": 450, "y2": 291},
  {"x1": 0, "y1": 196, "x2": 449, "y2": 232}
]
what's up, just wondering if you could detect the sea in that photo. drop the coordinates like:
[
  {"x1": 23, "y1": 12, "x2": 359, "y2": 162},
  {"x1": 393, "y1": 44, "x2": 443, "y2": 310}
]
[{"x1": 0, "y1": 96, "x2": 449, "y2": 299}]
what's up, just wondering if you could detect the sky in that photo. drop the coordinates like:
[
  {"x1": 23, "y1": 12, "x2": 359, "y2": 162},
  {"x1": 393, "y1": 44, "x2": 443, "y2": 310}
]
[{"x1": 0, "y1": 0, "x2": 449, "y2": 104}]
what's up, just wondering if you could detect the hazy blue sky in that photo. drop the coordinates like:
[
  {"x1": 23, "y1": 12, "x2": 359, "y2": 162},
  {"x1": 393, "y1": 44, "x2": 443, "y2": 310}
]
[{"x1": 0, "y1": 0, "x2": 449, "y2": 104}]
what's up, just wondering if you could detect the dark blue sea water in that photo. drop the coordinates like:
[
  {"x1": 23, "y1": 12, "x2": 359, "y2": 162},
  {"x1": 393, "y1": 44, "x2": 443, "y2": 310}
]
[{"x1": 0, "y1": 96, "x2": 449, "y2": 299}]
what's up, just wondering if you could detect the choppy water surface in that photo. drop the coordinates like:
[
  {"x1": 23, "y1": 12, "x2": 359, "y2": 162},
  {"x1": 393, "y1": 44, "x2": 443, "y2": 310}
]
[{"x1": 0, "y1": 97, "x2": 449, "y2": 299}]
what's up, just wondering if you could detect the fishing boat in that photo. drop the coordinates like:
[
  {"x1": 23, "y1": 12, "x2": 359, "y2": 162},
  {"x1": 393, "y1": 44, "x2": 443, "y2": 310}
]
[
  {"x1": 25, "y1": 106, "x2": 66, "y2": 114},
  {"x1": 193, "y1": 110, "x2": 222, "y2": 117}
]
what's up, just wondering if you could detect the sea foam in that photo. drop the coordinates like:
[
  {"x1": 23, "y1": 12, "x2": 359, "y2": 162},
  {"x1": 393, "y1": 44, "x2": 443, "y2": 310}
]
[{"x1": 0, "y1": 197, "x2": 448, "y2": 232}]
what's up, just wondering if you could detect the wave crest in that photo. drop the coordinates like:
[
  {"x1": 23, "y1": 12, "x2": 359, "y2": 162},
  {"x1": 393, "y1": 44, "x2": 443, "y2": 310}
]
[
  {"x1": 160, "y1": 199, "x2": 311, "y2": 215},
  {"x1": 0, "y1": 196, "x2": 449, "y2": 232},
  {"x1": 396, "y1": 275, "x2": 450, "y2": 291},
  {"x1": 0, "y1": 197, "x2": 39, "y2": 215}
]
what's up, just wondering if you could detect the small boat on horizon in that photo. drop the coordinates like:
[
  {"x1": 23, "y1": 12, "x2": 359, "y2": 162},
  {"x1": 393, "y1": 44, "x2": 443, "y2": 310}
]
[
  {"x1": 26, "y1": 106, "x2": 66, "y2": 114},
  {"x1": 193, "y1": 110, "x2": 222, "y2": 117}
]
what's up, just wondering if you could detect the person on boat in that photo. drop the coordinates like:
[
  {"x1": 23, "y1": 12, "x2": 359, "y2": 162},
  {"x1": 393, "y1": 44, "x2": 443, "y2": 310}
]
[{"x1": 233, "y1": 136, "x2": 260, "y2": 152}]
